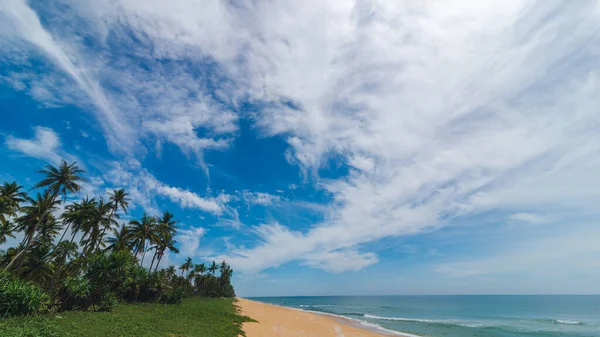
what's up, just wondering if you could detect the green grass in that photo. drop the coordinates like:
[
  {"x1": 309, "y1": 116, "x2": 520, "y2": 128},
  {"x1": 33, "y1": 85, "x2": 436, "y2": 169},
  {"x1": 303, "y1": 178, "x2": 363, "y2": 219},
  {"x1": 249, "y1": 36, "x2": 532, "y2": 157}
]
[{"x1": 0, "y1": 297, "x2": 255, "y2": 337}]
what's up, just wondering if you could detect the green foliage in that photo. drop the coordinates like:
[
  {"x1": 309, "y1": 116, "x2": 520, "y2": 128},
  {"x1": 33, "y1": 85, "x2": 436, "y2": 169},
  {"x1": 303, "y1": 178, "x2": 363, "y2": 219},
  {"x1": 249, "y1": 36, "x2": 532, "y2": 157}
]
[
  {"x1": 58, "y1": 276, "x2": 91, "y2": 311},
  {"x1": 0, "y1": 272, "x2": 51, "y2": 317},
  {"x1": 0, "y1": 161, "x2": 238, "y2": 325},
  {"x1": 0, "y1": 316, "x2": 58, "y2": 337},
  {"x1": 0, "y1": 298, "x2": 254, "y2": 337}
]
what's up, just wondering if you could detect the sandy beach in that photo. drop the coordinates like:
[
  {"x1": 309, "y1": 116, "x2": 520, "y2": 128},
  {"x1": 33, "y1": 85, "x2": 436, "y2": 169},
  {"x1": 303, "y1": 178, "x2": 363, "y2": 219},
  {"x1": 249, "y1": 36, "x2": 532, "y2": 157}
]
[{"x1": 237, "y1": 298, "x2": 390, "y2": 337}]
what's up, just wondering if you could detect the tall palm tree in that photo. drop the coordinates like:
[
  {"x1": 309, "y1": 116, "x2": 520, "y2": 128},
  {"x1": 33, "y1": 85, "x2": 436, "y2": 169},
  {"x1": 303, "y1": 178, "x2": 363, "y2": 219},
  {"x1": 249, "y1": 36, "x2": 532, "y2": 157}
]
[
  {"x1": 33, "y1": 160, "x2": 86, "y2": 202},
  {"x1": 50, "y1": 240, "x2": 79, "y2": 288},
  {"x1": 128, "y1": 213, "x2": 158, "y2": 265},
  {"x1": 97, "y1": 189, "x2": 130, "y2": 243},
  {"x1": 149, "y1": 211, "x2": 178, "y2": 271},
  {"x1": 0, "y1": 220, "x2": 16, "y2": 245},
  {"x1": 53, "y1": 240, "x2": 79, "y2": 266},
  {"x1": 208, "y1": 261, "x2": 218, "y2": 275},
  {"x1": 22, "y1": 244, "x2": 54, "y2": 285},
  {"x1": 180, "y1": 257, "x2": 193, "y2": 278},
  {"x1": 5, "y1": 191, "x2": 60, "y2": 271},
  {"x1": 80, "y1": 198, "x2": 116, "y2": 254},
  {"x1": 61, "y1": 197, "x2": 96, "y2": 246},
  {"x1": 0, "y1": 182, "x2": 28, "y2": 222},
  {"x1": 105, "y1": 224, "x2": 131, "y2": 252},
  {"x1": 192, "y1": 263, "x2": 206, "y2": 286},
  {"x1": 195, "y1": 263, "x2": 206, "y2": 276},
  {"x1": 152, "y1": 231, "x2": 179, "y2": 272},
  {"x1": 35, "y1": 215, "x2": 61, "y2": 247},
  {"x1": 219, "y1": 261, "x2": 228, "y2": 277}
]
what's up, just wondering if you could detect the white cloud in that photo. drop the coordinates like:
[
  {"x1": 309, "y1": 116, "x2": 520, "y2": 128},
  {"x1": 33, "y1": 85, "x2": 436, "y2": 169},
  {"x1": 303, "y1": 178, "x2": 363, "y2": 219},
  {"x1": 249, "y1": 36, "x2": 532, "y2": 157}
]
[
  {"x1": 103, "y1": 160, "x2": 229, "y2": 215},
  {"x1": 0, "y1": 0, "x2": 134, "y2": 154},
  {"x1": 3, "y1": 0, "x2": 600, "y2": 278},
  {"x1": 176, "y1": 226, "x2": 207, "y2": 258},
  {"x1": 0, "y1": 0, "x2": 240, "y2": 165},
  {"x1": 240, "y1": 190, "x2": 281, "y2": 206},
  {"x1": 5, "y1": 126, "x2": 69, "y2": 165}
]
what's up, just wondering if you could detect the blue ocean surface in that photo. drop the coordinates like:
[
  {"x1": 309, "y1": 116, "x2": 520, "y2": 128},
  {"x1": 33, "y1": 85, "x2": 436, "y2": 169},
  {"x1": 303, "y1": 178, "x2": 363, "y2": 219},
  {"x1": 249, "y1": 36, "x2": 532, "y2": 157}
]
[{"x1": 247, "y1": 296, "x2": 600, "y2": 336}]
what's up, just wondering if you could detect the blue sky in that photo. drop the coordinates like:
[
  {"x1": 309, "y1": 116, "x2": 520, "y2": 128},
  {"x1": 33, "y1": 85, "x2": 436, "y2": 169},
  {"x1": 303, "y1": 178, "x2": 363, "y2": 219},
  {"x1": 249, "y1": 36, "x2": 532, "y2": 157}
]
[{"x1": 2, "y1": 0, "x2": 600, "y2": 297}]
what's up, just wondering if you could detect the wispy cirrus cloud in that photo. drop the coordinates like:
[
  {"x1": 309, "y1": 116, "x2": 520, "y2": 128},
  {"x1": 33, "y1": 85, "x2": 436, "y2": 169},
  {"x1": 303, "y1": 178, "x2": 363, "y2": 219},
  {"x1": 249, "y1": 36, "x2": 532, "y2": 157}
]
[
  {"x1": 103, "y1": 160, "x2": 230, "y2": 216},
  {"x1": 5, "y1": 126, "x2": 76, "y2": 166},
  {"x1": 3, "y1": 0, "x2": 600, "y2": 279}
]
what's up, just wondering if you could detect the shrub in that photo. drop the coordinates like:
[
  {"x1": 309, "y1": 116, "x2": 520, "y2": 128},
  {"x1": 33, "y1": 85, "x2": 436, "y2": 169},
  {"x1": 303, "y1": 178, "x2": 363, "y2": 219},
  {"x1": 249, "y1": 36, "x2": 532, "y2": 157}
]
[
  {"x1": 59, "y1": 276, "x2": 92, "y2": 311},
  {"x1": 0, "y1": 272, "x2": 51, "y2": 317},
  {"x1": 98, "y1": 291, "x2": 118, "y2": 312},
  {"x1": 163, "y1": 287, "x2": 184, "y2": 304}
]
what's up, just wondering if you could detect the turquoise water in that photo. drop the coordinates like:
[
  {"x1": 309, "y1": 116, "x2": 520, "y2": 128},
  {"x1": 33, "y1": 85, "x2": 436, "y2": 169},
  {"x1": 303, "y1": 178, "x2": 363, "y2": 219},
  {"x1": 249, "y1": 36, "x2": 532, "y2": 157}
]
[{"x1": 248, "y1": 296, "x2": 600, "y2": 336}]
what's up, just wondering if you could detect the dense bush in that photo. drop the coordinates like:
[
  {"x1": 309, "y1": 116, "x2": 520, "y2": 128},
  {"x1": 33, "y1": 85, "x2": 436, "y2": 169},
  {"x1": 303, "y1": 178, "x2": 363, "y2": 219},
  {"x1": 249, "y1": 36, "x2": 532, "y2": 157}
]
[
  {"x1": 59, "y1": 276, "x2": 92, "y2": 311},
  {"x1": 0, "y1": 272, "x2": 51, "y2": 317}
]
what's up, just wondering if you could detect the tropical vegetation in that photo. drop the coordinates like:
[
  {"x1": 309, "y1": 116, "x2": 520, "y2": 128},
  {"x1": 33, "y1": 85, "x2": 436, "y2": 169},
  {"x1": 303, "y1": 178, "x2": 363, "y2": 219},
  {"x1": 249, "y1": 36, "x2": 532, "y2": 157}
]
[
  {"x1": 0, "y1": 297, "x2": 253, "y2": 337},
  {"x1": 0, "y1": 160, "x2": 236, "y2": 321}
]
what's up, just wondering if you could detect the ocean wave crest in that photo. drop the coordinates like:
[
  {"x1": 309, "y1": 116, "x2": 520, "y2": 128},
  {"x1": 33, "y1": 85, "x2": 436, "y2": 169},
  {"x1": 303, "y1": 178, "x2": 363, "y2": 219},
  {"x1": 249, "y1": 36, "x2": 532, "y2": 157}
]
[
  {"x1": 554, "y1": 319, "x2": 582, "y2": 325},
  {"x1": 363, "y1": 314, "x2": 498, "y2": 328}
]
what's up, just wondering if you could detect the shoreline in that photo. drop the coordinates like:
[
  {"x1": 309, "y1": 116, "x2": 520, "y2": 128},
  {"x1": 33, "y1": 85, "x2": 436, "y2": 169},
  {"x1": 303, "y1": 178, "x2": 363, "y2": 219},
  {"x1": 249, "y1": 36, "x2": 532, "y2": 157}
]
[{"x1": 236, "y1": 298, "x2": 418, "y2": 337}]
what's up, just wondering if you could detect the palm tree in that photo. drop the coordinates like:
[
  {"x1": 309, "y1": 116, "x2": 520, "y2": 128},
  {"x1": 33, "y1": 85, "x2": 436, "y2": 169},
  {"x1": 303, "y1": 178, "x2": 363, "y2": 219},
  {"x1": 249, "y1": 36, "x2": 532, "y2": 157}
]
[
  {"x1": 108, "y1": 189, "x2": 129, "y2": 215},
  {"x1": 152, "y1": 231, "x2": 179, "y2": 272},
  {"x1": 5, "y1": 191, "x2": 60, "y2": 271},
  {"x1": 79, "y1": 198, "x2": 116, "y2": 254},
  {"x1": 194, "y1": 263, "x2": 206, "y2": 276},
  {"x1": 128, "y1": 213, "x2": 158, "y2": 265},
  {"x1": 180, "y1": 257, "x2": 193, "y2": 278},
  {"x1": 219, "y1": 261, "x2": 228, "y2": 277},
  {"x1": 33, "y1": 160, "x2": 86, "y2": 202},
  {"x1": 35, "y1": 215, "x2": 61, "y2": 247},
  {"x1": 208, "y1": 261, "x2": 218, "y2": 275},
  {"x1": 149, "y1": 211, "x2": 178, "y2": 271},
  {"x1": 61, "y1": 197, "x2": 96, "y2": 246},
  {"x1": 0, "y1": 182, "x2": 28, "y2": 222},
  {"x1": 53, "y1": 240, "x2": 79, "y2": 266},
  {"x1": 22, "y1": 244, "x2": 54, "y2": 285},
  {"x1": 0, "y1": 220, "x2": 16, "y2": 245},
  {"x1": 50, "y1": 240, "x2": 79, "y2": 288},
  {"x1": 97, "y1": 189, "x2": 130, "y2": 243},
  {"x1": 166, "y1": 265, "x2": 176, "y2": 279},
  {"x1": 105, "y1": 224, "x2": 131, "y2": 252}
]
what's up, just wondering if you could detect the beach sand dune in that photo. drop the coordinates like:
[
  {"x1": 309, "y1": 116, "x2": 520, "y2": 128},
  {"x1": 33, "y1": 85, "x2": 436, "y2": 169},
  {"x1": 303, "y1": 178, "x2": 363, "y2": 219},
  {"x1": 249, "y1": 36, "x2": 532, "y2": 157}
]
[{"x1": 237, "y1": 298, "x2": 388, "y2": 337}]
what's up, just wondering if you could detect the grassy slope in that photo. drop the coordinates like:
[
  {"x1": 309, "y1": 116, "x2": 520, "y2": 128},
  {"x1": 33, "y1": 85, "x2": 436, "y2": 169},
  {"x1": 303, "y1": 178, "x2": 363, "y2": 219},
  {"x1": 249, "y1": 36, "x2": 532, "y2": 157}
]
[{"x1": 0, "y1": 298, "x2": 255, "y2": 337}]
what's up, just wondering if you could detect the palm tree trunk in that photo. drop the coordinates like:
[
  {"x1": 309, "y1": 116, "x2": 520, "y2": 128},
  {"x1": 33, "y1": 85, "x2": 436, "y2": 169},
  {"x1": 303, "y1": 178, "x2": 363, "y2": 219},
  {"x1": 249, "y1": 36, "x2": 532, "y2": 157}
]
[
  {"x1": 140, "y1": 248, "x2": 146, "y2": 265},
  {"x1": 149, "y1": 250, "x2": 157, "y2": 271},
  {"x1": 96, "y1": 208, "x2": 115, "y2": 253},
  {"x1": 5, "y1": 232, "x2": 38, "y2": 271},
  {"x1": 154, "y1": 251, "x2": 163, "y2": 272},
  {"x1": 57, "y1": 223, "x2": 71, "y2": 244}
]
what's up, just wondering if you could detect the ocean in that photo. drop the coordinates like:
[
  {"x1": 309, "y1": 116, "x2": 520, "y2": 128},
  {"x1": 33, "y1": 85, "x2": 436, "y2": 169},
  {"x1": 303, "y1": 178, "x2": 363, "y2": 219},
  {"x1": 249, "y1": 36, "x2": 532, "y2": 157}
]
[{"x1": 248, "y1": 295, "x2": 600, "y2": 336}]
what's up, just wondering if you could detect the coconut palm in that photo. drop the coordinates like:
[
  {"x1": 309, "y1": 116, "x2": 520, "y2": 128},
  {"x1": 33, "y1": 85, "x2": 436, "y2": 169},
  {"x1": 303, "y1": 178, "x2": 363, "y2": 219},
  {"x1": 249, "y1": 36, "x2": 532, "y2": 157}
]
[
  {"x1": 151, "y1": 231, "x2": 179, "y2": 272},
  {"x1": 35, "y1": 215, "x2": 61, "y2": 247},
  {"x1": 105, "y1": 224, "x2": 131, "y2": 252},
  {"x1": 79, "y1": 198, "x2": 117, "y2": 254},
  {"x1": 22, "y1": 244, "x2": 54, "y2": 285},
  {"x1": 33, "y1": 160, "x2": 86, "y2": 202},
  {"x1": 180, "y1": 257, "x2": 193, "y2": 278},
  {"x1": 0, "y1": 182, "x2": 28, "y2": 221},
  {"x1": 0, "y1": 220, "x2": 16, "y2": 245},
  {"x1": 128, "y1": 213, "x2": 158, "y2": 264},
  {"x1": 208, "y1": 261, "x2": 218, "y2": 275},
  {"x1": 61, "y1": 197, "x2": 96, "y2": 246},
  {"x1": 53, "y1": 240, "x2": 79, "y2": 266},
  {"x1": 5, "y1": 191, "x2": 60, "y2": 271},
  {"x1": 194, "y1": 263, "x2": 206, "y2": 276},
  {"x1": 97, "y1": 189, "x2": 130, "y2": 243},
  {"x1": 149, "y1": 211, "x2": 178, "y2": 271}
]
